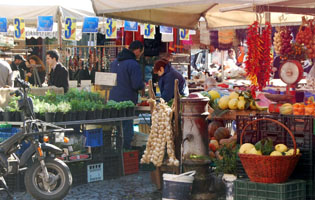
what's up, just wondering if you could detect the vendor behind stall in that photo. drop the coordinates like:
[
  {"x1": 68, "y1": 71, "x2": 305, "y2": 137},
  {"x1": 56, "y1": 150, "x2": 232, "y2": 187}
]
[{"x1": 153, "y1": 59, "x2": 188, "y2": 102}]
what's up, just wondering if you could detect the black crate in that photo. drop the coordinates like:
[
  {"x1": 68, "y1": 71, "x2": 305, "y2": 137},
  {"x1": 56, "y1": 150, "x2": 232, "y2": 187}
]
[
  {"x1": 103, "y1": 130, "x2": 122, "y2": 153},
  {"x1": 5, "y1": 172, "x2": 25, "y2": 192},
  {"x1": 102, "y1": 153, "x2": 122, "y2": 179},
  {"x1": 67, "y1": 161, "x2": 87, "y2": 186}
]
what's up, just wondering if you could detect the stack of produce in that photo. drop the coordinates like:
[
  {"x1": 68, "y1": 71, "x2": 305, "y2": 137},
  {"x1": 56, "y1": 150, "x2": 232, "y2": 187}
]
[
  {"x1": 269, "y1": 97, "x2": 315, "y2": 116},
  {"x1": 216, "y1": 91, "x2": 259, "y2": 111},
  {"x1": 208, "y1": 121, "x2": 237, "y2": 160},
  {"x1": 140, "y1": 99, "x2": 179, "y2": 167},
  {"x1": 279, "y1": 28, "x2": 293, "y2": 60}
]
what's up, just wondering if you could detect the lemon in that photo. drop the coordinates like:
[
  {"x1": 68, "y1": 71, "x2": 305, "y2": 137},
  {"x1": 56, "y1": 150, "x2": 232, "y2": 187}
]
[
  {"x1": 237, "y1": 97, "x2": 246, "y2": 110},
  {"x1": 270, "y1": 151, "x2": 282, "y2": 156},
  {"x1": 228, "y1": 98, "x2": 238, "y2": 110},
  {"x1": 275, "y1": 144, "x2": 288, "y2": 153},
  {"x1": 229, "y1": 92, "x2": 239, "y2": 100},
  {"x1": 208, "y1": 90, "x2": 221, "y2": 100},
  {"x1": 218, "y1": 96, "x2": 230, "y2": 110},
  {"x1": 239, "y1": 143, "x2": 255, "y2": 154},
  {"x1": 286, "y1": 148, "x2": 300, "y2": 156},
  {"x1": 247, "y1": 147, "x2": 262, "y2": 155}
]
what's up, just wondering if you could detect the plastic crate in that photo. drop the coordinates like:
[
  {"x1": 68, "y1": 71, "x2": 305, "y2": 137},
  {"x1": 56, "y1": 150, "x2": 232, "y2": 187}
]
[
  {"x1": 84, "y1": 128, "x2": 103, "y2": 147},
  {"x1": 306, "y1": 180, "x2": 315, "y2": 200},
  {"x1": 0, "y1": 127, "x2": 21, "y2": 143},
  {"x1": 102, "y1": 130, "x2": 122, "y2": 153},
  {"x1": 123, "y1": 150, "x2": 139, "y2": 175},
  {"x1": 5, "y1": 172, "x2": 25, "y2": 192},
  {"x1": 102, "y1": 154, "x2": 122, "y2": 179},
  {"x1": 234, "y1": 179, "x2": 306, "y2": 200},
  {"x1": 67, "y1": 161, "x2": 87, "y2": 186}
]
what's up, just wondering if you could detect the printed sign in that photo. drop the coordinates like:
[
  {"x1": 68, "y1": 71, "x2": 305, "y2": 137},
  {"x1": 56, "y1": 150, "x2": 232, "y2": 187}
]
[
  {"x1": 0, "y1": 18, "x2": 7, "y2": 32},
  {"x1": 144, "y1": 24, "x2": 155, "y2": 39},
  {"x1": 37, "y1": 16, "x2": 53, "y2": 32},
  {"x1": 160, "y1": 26, "x2": 173, "y2": 34},
  {"x1": 95, "y1": 72, "x2": 117, "y2": 86},
  {"x1": 124, "y1": 21, "x2": 138, "y2": 31},
  {"x1": 82, "y1": 17, "x2": 99, "y2": 33},
  {"x1": 105, "y1": 18, "x2": 117, "y2": 39},
  {"x1": 179, "y1": 28, "x2": 189, "y2": 41},
  {"x1": 14, "y1": 17, "x2": 25, "y2": 40},
  {"x1": 64, "y1": 17, "x2": 76, "y2": 40}
]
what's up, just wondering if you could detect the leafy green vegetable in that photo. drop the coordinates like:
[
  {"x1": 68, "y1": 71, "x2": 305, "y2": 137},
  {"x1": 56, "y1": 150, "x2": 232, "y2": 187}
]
[
  {"x1": 213, "y1": 145, "x2": 237, "y2": 175},
  {"x1": 255, "y1": 138, "x2": 274, "y2": 155}
]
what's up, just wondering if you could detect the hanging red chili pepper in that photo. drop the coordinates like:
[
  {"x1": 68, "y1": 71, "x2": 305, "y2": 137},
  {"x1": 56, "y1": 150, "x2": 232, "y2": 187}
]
[{"x1": 245, "y1": 21, "x2": 272, "y2": 97}]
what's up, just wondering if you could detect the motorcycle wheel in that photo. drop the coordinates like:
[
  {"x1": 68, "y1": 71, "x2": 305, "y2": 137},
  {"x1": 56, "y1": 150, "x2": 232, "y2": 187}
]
[{"x1": 24, "y1": 158, "x2": 72, "y2": 200}]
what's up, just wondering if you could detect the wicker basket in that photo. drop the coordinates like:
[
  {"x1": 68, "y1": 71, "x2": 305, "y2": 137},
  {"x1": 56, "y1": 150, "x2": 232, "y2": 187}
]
[{"x1": 238, "y1": 118, "x2": 301, "y2": 183}]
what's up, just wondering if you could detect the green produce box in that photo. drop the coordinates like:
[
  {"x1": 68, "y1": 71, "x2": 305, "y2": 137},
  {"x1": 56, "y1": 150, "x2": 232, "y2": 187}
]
[{"x1": 235, "y1": 179, "x2": 306, "y2": 200}]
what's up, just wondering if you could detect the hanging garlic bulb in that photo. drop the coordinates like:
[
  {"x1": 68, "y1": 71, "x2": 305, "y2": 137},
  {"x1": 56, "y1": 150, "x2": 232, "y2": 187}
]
[{"x1": 140, "y1": 99, "x2": 179, "y2": 167}]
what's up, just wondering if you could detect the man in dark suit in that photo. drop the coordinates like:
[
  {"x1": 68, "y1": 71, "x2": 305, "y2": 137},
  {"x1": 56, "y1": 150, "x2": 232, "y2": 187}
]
[{"x1": 46, "y1": 50, "x2": 69, "y2": 93}]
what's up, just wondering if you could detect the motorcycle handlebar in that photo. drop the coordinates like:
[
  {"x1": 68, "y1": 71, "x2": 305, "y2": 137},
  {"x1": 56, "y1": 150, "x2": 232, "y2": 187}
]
[{"x1": 16, "y1": 77, "x2": 30, "y2": 89}]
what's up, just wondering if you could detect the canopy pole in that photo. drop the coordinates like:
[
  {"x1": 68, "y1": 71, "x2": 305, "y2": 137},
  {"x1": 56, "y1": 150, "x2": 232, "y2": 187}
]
[{"x1": 57, "y1": 7, "x2": 62, "y2": 49}]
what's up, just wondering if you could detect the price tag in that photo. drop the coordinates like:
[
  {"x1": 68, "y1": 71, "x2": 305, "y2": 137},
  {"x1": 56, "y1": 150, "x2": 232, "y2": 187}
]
[
  {"x1": 144, "y1": 24, "x2": 155, "y2": 39},
  {"x1": 179, "y1": 28, "x2": 189, "y2": 41},
  {"x1": 105, "y1": 18, "x2": 117, "y2": 39},
  {"x1": 64, "y1": 17, "x2": 76, "y2": 40},
  {"x1": 14, "y1": 17, "x2": 25, "y2": 40}
]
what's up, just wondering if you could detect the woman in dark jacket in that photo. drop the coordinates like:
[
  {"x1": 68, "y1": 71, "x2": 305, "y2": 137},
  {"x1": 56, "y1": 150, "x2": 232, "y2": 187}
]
[
  {"x1": 153, "y1": 59, "x2": 187, "y2": 102},
  {"x1": 26, "y1": 55, "x2": 46, "y2": 86}
]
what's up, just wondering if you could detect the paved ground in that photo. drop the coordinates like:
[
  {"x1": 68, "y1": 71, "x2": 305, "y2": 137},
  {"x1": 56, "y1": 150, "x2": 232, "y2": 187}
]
[{"x1": 3, "y1": 171, "x2": 161, "y2": 200}]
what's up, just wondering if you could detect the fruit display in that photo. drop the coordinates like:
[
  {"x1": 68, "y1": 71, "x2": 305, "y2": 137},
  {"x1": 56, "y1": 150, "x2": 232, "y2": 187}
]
[
  {"x1": 239, "y1": 139, "x2": 301, "y2": 156},
  {"x1": 140, "y1": 99, "x2": 179, "y2": 167},
  {"x1": 214, "y1": 90, "x2": 264, "y2": 111},
  {"x1": 269, "y1": 97, "x2": 315, "y2": 116}
]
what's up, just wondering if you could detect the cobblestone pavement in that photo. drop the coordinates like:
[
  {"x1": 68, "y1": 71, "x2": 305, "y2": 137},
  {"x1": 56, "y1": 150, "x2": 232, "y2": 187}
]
[{"x1": 4, "y1": 171, "x2": 161, "y2": 200}]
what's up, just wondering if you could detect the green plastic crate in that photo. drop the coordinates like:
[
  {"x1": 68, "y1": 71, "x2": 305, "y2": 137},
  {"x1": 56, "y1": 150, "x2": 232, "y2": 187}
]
[
  {"x1": 306, "y1": 180, "x2": 315, "y2": 199},
  {"x1": 235, "y1": 179, "x2": 306, "y2": 200}
]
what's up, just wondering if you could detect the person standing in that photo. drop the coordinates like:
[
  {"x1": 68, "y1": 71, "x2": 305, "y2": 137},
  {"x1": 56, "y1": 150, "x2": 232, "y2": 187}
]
[
  {"x1": 153, "y1": 59, "x2": 187, "y2": 102},
  {"x1": 13, "y1": 55, "x2": 28, "y2": 80},
  {"x1": 25, "y1": 55, "x2": 46, "y2": 86},
  {"x1": 46, "y1": 50, "x2": 69, "y2": 93},
  {"x1": 0, "y1": 60, "x2": 13, "y2": 88},
  {"x1": 109, "y1": 40, "x2": 145, "y2": 149}
]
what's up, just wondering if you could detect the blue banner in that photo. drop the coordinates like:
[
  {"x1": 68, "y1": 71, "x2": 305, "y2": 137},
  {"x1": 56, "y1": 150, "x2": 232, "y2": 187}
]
[
  {"x1": 160, "y1": 26, "x2": 173, "y2": 34},
  {"x1": 0, "y1": 18, "x2": 7, "y2": 32},
  {"x1": 124, "y1": 21, "x2": 138, "y2": 31},
  {"x1": 82, "y1": 17, "x2": 99, "y2": 33},
  {"x1": 37, "y1": 16, "x2": 53, "y2": 32}
]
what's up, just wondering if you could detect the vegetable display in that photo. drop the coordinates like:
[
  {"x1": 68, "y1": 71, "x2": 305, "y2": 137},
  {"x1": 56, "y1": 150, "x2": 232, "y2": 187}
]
[{"x1": 140, "y1": 99, "x2": 179, "y2": 167}]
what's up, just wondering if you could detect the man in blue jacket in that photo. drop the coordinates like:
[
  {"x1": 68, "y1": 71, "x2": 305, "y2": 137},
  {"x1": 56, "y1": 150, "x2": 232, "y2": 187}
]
[
  {"x1": 153, "y1": 59, "x2": 187, "y2": 102},
  {"x1": 109, "y1": 40, "x2": 144, "y2": 149}
]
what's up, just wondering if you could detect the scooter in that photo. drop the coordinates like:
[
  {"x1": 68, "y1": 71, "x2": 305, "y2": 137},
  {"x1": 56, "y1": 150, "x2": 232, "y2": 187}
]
[{"x1": 0, "y1": 78, "x2": 73, "y2": 200}]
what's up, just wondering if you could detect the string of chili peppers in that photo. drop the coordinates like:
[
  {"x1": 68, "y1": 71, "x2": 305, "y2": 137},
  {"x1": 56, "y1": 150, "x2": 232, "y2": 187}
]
[{"x1": 245, "y1": 21, "x2": 272, "y2": 97}]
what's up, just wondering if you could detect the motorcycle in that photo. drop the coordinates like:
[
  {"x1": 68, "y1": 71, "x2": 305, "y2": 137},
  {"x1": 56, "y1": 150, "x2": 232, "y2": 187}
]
[{"x1": 0, "y1": 78, "x2": 73, "y2": 200}]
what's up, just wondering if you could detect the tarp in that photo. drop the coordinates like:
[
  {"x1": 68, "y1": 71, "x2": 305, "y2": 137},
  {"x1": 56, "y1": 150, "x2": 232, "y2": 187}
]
[
  {"x1": 205, "y1": 4, "x2": 306, "y2": 30},
  {"x1": 91, "y1": 0, "x2": 267, "y2": 29},
  {"x1": 0, "y1": 0, "x2": 95, "y2": 25}
]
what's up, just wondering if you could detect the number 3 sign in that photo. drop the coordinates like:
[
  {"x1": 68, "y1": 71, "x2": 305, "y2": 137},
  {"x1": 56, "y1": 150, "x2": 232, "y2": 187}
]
[
  {"x1": 64, "y1": 17, "x2": 76, "y2": 41},
  {"x1": 14, "y1": 17, "x2": 25, "y2": 40},
  {"x1": 144, "y1": 24, "x2": 155, "y2": 39},
  {"x1": 179, "y1": 29, "x2": 189, "y2": 41},
  {"x1": 105, "y1": 18, "x2": 117, "y2": 39}
]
